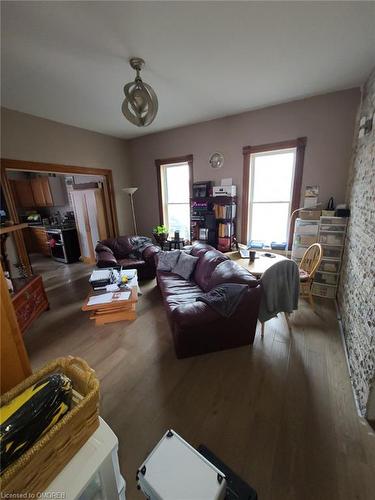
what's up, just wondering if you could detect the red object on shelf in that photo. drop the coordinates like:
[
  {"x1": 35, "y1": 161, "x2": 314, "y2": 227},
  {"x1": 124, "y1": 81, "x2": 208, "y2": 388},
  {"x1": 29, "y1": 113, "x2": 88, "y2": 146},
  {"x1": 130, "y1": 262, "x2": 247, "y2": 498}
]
[{"x1": 49, "y1": 238, "x2": 56, "y2": 248}]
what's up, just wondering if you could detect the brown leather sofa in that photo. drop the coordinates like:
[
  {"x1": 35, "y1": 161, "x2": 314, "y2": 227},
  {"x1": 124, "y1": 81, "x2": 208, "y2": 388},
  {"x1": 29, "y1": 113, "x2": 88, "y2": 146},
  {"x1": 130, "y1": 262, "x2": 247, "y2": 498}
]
[
  {"x1": 157, "y1": 243, "x2": 262, "y2": 358},
  {"x1": 95, "y1": 236, "x2": 160, "y2": 280}
]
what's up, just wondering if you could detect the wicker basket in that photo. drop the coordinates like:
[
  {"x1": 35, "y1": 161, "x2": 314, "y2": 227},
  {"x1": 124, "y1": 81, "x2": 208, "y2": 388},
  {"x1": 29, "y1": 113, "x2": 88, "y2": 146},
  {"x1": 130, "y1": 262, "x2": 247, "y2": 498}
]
[{"x1": 0, "y1": 356, "x2": 99, "y2": 495}]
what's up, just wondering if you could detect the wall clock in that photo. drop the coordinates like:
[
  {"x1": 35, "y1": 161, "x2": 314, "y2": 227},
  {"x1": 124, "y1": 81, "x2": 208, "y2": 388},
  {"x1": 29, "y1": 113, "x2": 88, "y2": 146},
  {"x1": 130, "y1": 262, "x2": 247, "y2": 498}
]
[{"x1": 209, "y1": 152, "x2": 224, "y2": 169}]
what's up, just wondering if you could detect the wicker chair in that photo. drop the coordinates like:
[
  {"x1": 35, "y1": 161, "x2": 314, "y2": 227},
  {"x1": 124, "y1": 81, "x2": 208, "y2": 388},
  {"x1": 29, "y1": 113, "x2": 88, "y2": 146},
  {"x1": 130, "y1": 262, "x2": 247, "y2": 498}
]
[{"x1": 299, "y1": 243, "x2": 323, "y2": 308}]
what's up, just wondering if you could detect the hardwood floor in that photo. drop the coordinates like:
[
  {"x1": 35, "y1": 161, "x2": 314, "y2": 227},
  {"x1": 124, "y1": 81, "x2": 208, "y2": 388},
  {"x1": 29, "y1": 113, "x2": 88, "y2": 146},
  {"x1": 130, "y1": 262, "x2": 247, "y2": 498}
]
[
  {"x1": 24, "y1": 277, "x2": 375, "y2": 500},
  {"x1": 29, "y1": 253, "x2": 91, "y2": 292}
]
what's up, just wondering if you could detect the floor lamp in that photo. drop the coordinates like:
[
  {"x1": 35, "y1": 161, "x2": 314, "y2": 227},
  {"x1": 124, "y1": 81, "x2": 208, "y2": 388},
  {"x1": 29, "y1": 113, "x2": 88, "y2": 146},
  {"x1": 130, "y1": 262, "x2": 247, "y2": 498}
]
[{"x1": 122, "y1": 187, "x2": 138, "y2": 235}]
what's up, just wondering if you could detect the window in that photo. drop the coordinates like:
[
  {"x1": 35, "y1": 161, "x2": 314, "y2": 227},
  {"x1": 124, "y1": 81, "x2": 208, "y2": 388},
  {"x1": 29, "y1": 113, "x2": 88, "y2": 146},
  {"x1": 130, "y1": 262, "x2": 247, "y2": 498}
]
[
  {"x1": 242, "y1": 138, "x2": 306, "y2": 248},
  {"x1": 156, "y1": 156, "x2": 193, "y2": 240},
  {"x1": 248, "y1": 148, "x2": 296, "y2": 244}
]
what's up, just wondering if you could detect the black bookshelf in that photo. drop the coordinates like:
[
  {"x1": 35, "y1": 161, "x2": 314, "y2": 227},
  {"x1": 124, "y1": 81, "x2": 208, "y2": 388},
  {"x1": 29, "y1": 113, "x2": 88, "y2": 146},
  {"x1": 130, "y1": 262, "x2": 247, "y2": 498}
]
[{"x1": 190, "y1": 195, "x2": 237, "y2": 252}]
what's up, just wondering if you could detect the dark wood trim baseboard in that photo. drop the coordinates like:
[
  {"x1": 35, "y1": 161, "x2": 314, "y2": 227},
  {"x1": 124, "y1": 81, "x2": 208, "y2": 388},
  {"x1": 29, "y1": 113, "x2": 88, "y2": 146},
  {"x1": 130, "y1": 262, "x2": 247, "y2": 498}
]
[
  {"x1": 241, "y1": 138, "x2": 307, "y2": 246},
  {"x1": 155, "y1": 154, "x2": 194, "y2": 225}
]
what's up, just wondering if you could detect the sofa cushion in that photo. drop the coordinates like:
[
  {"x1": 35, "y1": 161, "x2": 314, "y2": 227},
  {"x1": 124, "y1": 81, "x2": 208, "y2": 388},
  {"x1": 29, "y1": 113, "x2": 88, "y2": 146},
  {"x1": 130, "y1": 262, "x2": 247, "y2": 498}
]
[
  {"x1": 193, "y1": 250, "x2": 229, "y2": 292},
  {"x1": 100, "y1": 236, "x2": 134, "y2": 258},
  {"x1": 165, "y1": 290, "x2": 204, "y2": 311},
  {"x1": 172, "y1": 251, "x2": 199, "y2": 280},
  {"x1": 157, "y1": 250, "x2": 181, "y2": 271},
  {"x1": 157, "y1": 271, "x2": 202, "y2": 298},
  {"x1": 208, "y1": 260, "x2": 259, "y2": 289},
  {"x1": 96, "y1": 243, "x2": 114, "y2": 255},
  {"x1": 190, "y1": 242, "x2": 216, "y2": 258},
  {"x1": 117, "y1": 258, "x2": 145, "y2": 268}
]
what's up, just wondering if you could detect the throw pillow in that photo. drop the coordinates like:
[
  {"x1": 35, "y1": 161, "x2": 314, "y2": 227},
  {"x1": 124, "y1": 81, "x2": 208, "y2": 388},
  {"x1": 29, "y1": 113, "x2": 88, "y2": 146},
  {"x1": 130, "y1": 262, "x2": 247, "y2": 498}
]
[
  {"x1": 172, "y1": 251, "x2": 199, "y2": 280},
  {"x1": 157, "y1": 250, "x2": 181, "y2": 272}
]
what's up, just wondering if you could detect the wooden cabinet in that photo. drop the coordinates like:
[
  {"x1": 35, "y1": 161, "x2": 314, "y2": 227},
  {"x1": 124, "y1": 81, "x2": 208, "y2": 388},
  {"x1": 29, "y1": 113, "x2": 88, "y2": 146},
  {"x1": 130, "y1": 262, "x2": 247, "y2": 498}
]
[
  {"x1": 30, "y1": 178, "x2": 46, "y2": 206},
  {"x1": 12, "y1": 275, "x2": 49, "y2": 335},
  {"x1": 11, "y1": 177, "x2": 67, "y2": 209},
  {"x1": 11, "y1": 180, "x2": 35, "y2": 208},
  {"x1": 1, "y1": 266, "x2": 32, "y2": 394},
  {"x1": 41, "y1": 177, "x2": 54, "y2": 206}
]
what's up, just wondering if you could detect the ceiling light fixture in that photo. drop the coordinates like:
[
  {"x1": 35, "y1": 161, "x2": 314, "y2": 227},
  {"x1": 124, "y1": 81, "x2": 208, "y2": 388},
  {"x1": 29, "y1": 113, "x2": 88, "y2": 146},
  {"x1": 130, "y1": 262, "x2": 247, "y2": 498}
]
[{"x1": 122, "y1": 57, "x2": 158, "y2": 127}]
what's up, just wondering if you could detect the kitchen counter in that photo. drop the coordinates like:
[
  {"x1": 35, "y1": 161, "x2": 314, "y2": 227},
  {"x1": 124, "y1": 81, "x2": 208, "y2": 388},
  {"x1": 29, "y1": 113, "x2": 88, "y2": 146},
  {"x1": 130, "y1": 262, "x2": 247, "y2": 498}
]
[
  {"x1": 27, "y1": 224, "x2": 77, "y2": 231},
  {"x1": 0, "y1": 223, "x2": 28, "y2": 235}
]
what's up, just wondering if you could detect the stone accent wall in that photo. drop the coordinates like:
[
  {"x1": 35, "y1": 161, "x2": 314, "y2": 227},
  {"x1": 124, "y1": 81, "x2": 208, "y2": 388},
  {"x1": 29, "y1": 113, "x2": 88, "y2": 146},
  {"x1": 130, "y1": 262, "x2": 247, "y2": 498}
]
[{"x1": 338, "y1": 68, "x2": 375, "y2": 417}]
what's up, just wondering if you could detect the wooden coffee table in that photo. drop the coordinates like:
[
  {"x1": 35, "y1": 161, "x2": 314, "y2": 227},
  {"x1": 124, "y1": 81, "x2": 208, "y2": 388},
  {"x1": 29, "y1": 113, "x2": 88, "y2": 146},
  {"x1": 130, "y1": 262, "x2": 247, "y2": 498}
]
[
  {"x1": 228, "y1": 251, "x2": 288, "y2": 278},
  {"x1": 82, "y1": 286, "x2": 138, "y2": 326}
]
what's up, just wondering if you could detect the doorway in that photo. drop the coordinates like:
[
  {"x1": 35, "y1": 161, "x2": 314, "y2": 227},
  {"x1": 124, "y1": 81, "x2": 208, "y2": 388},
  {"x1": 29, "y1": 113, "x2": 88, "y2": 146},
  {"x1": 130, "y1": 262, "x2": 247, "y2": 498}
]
[{"x1": 1, "y1": 158, "x2": 119, "y2": 281}]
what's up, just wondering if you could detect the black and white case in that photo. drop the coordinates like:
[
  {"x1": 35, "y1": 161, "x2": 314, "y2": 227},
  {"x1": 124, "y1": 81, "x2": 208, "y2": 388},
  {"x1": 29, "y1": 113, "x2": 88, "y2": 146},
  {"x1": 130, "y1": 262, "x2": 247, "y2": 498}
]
[{"x1": 137, "y1": 430, "x2": 226, "y2": 500}]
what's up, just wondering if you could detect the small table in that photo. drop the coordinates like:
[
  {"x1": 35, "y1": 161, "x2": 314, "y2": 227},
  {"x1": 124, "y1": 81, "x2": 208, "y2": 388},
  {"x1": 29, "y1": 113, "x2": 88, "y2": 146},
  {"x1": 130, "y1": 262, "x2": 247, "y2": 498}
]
[
  {"x1": 82, "y1": 286, "x2": 138, "y2": 326},
  {"x1": 228, "y1": 250, "x2": 288, "y2": 278},
  {"x1": 165, "y1": 238, "x2": 185, "y2": 250}
]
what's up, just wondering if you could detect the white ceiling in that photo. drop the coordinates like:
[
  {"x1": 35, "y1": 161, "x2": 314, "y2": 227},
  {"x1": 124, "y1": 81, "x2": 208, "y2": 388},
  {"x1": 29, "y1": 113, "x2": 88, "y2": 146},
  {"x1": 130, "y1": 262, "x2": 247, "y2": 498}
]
[{"x1": 1, "y1": 1, "x2": 375, "y2": 139}]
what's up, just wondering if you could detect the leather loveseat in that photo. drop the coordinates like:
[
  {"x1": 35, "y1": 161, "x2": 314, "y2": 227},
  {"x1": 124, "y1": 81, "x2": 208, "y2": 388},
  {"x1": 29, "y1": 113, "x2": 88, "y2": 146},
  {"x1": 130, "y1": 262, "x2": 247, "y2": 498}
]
[
  {"x1": 157, "y1": 243, "x2": 262, "y2": 358},
  {"x1": 95, "y1": 236, "x2": 160, "y2": 280}
]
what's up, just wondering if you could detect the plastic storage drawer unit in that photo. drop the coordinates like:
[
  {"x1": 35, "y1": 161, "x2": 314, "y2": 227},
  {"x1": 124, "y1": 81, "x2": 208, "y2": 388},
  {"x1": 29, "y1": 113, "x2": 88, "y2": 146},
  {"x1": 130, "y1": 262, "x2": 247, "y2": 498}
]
[
  {"x1": 295, "y1": 220, "x2": 319, "y2": 235},
  {"x1": 137, "y1": 430, "x2": 226, "y2": 500},
  {"x1": 320, "y1": 216, "x2": 348, "y2": 225},
  {"x1": 319, "y1": 259, "x2": 341, "y2": 274},
  {"x1": 294, "y1": 234, "x2": 317, "y2": 246},
  {"x1": 311, "y1": 283, "x2": 337, "y2": 299},
  {"x1": 320, "y1": 223, "x2": 347, "y2": 233},
  {"x1": 321, "y1": 245, "x2": 343, "y2": 259},
  {"x1": 292, "y1": 245, "x2": 308, "y2": 259},
  {"x1": 315, "y1": 271, "x2": 339, "y2": 286},
  {"x1": 319, "y1": 231, "x2": 346, "y2": 246}
]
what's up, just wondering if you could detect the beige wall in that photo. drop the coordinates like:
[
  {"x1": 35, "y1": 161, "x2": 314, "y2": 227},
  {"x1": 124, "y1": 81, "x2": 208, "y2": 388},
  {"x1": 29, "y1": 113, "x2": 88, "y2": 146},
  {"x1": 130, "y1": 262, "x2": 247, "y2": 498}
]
[
  {"x1": 129, "y1": 88, "x2": 360, "y2": 239},
  {"x1": 1, "y1": 107, "x2": 132, "y2": 234},
  {"x1": 2, "y1": 88, "x2": 361, "y2": 240}
]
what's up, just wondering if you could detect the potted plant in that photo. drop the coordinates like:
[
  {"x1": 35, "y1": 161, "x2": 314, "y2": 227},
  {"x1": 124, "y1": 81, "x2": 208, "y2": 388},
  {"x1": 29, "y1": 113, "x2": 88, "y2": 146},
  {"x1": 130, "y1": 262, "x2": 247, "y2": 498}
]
[{"x1": 153, "y1": 224, "x2": 169, "y2": 245}]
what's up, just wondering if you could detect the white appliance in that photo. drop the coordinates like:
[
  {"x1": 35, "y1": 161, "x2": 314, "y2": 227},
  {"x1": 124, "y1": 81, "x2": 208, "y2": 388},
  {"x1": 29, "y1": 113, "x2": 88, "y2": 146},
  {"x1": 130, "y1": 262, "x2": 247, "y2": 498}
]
[
  {"x1": 137, "y1": 430, "x2": 226, "y2": 500},
  {"x1": 44, "y1": 417, "x2": 126, "y2": 499},
  {"x1": 212, "y1": 185, "x2": 236, "y2": 197}
]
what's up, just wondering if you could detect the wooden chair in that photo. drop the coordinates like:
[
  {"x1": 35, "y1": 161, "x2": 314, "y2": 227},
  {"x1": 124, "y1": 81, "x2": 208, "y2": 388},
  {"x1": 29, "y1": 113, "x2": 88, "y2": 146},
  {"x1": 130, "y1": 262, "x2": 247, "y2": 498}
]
[{"x1": 298, "y1": 243, "x2": 323, "y2": 308}]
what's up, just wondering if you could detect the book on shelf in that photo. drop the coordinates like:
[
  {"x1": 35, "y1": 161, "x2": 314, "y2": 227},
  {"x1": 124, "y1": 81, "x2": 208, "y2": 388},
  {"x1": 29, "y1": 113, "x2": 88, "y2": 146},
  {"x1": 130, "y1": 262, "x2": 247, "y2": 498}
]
[
  {"x1": 218, "y1": 237, "x2": 232, "y2": 251},
  {"x1": 214, "y1": 204, "x2": 236, "y2": 219},
  {"x1": 218, "y1": 222, "x2": 233, "y2": 238}
]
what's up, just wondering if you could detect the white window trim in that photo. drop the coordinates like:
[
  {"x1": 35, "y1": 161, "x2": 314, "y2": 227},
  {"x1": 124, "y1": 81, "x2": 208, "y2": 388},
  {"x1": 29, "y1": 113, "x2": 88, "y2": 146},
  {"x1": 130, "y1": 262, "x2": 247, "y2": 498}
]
[{"x1": 247, "y1": 147, "x2": 297, "y2": 244}]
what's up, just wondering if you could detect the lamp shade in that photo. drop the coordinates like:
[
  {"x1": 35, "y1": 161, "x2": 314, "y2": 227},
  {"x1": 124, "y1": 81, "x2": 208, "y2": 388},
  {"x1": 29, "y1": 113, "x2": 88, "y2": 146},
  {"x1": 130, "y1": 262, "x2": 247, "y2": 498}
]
[{"x1": 122, "y1": 187, "x2": 138, "y2": 195}]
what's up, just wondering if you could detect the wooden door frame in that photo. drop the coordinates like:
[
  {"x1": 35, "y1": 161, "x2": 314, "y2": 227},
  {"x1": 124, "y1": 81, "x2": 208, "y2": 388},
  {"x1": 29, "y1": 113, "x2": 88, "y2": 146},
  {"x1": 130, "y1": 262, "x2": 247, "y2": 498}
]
[
  {"x1": 1, "y1": 158, "x2": 120, "y2": 271},
  {"x1": 241, "y1": 137, "x2": 307, "y2": 248},
  {"x1": 155, "y1": 154, "x2": 194, "y2": 225}
]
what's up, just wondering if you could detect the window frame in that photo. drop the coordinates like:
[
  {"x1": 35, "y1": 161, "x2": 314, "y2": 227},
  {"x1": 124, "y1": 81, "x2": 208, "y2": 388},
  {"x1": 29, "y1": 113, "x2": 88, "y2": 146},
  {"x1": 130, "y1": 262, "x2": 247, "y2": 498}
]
[
  {"x1": 241, "y1": 138, "x2": 306, "y2": 249},
  {"x1": 155, "y1": 154, "x2": 193, "y2": 235}
]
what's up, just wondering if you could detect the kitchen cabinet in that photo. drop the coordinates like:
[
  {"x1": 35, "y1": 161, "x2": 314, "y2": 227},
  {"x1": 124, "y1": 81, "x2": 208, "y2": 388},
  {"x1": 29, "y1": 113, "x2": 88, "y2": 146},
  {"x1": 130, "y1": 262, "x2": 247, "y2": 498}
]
[
  {"x1": 10, "y1": 180, "x2": 35, "y2": 208},
  {"x1": 41, "y1": 177, "x2": 53, "y2": 205},
  {"x1": 30, "y1": 178, "x2": 46, "y2": 206},
  {"x1": 11, "y1": 177, "x2": 67, "y2": 208}
]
